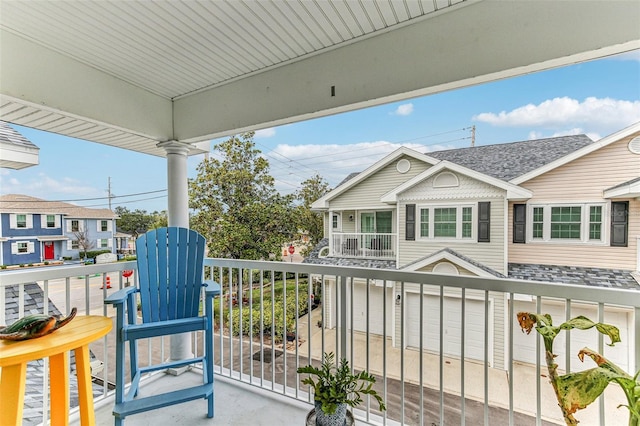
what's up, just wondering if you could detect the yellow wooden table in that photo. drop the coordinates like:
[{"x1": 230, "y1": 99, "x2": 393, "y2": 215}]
[{"x1": 0, "y1": 315, "x2": 112, "y2": 426}]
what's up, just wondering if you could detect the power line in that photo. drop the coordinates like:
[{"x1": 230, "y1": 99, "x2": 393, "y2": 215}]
[{"x1": 0, "y1": 189, "x2": 167, "y2": 203}]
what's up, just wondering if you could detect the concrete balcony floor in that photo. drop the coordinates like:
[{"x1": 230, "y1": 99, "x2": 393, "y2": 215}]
[{"x1": 86, "y1": 371, "x2": 315, "y2": 426}]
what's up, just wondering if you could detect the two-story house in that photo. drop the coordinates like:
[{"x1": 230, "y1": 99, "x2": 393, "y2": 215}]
[
  {"x1": 307, "y1": 122, "x2": 640, "y2": 372},
  {"x1": 0, "y1": 194, "x2": 118, "y2": 265}
]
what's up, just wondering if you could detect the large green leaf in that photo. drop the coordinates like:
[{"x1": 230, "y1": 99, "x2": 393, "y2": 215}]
[{"x1": 557, "y1": 368, "x2": 615, "y2": 415}]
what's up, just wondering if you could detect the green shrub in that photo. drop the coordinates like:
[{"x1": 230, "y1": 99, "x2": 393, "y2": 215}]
[
  {"x1": 63, "y1": 256, "x2": 72, "y2": 261},
  {"x1": 0, "y1": 265, "x2": 7, "y2": 269},
  {"x1": 225, "y1": 284, "x2": 309, "y2": 343},
  {"x1": 19, "y1": 264, "x2": 25, "y2": 267},
  {"x1": 85, "y1": 250, "x2": 111, "y2": 259},
  {"x1": 44, "y1": 261, "x2": 49, "y2": 265}
]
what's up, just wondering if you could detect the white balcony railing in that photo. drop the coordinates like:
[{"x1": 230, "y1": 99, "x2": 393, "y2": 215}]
[
  {"x1": 1, "y1": 260, "x2": 639, "y2": 425},
  {"x1": 331, "y1": 232, "x2": 395, "y2": 259}
]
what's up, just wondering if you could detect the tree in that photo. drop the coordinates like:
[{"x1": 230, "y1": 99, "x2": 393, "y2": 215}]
[
  {"x1": 189, "y1": 132, "x2": 298, "y2": 260},
  {"x1": 114, "y1": 206, "x2": 154, "y2": 239},
  {"x1": 73, "y1": 229, "x2": 95, "y2": 260},
  {"x1": 295, "y1": 174, "x2": 330, "y2": 255},
  {"x1": 151, "y1": 210, "x2": 168, "y2": 229}
]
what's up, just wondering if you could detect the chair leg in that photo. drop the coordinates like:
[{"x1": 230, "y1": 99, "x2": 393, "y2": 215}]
[{"x1": 207, "y1": 393, "x2": 214, "y2": 418}]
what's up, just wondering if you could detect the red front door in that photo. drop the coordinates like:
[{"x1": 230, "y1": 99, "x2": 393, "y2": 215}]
[{"x1": 44, "y1": 242, "x2": 54, "y2": 260}]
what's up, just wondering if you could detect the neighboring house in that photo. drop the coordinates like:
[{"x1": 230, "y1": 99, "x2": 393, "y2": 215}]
[
  {"x1": 307, "y1": 122, "x2": 640, "y2": 372},
  {"x1": 114, "y1": 231, "x2": 136, "y2": 255},
  {"x1": 0, "y1": 121, "x2": 39, "y2": 170},
  {"x1": 0, "y1": 194, "x2": 118, "y2": 265}
]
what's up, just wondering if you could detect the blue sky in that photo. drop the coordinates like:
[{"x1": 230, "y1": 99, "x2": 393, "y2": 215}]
[{"x1": 2, "y1": 50, "x2": 639, "y2": 213}]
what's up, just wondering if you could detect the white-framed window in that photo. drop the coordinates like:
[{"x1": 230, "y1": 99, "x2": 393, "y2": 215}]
[
  {"x1": 528, "y1": 203, "x2": 606, "y2": 243},
  {"x1": 10, "y1": 213, "x2": 32, "y2": 229},
  {"x1": 98, "y1": 220, "x2": 110, "y2": 232},
  {"x1": 67, "y1": 240, "x2": 79, "y2": 250},
  {"x1": 41, "y1": 214, "x2": 59, "y2": 228},
  {"x1": 11, "y1": 241, "x2": 35, "y2": 254},
  {"x1": 331, "y1": 213, "x2": 341, "y2": 231},
  {"x1": 418, "y1": 204, "x2": 475, "y2": 240},
  {"x1": 98, "y1": 238, "x2": 112, "y2": 248},
  {"x1": 67, "y1": 219, "x2": 83, "y2": 232}
]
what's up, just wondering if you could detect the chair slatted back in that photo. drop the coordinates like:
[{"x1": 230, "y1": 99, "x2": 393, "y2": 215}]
[{"x1": 136, "y1": 227, "x2": 206, "y2": 322}]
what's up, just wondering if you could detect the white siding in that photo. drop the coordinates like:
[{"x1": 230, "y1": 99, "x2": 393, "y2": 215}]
[
  {"x1": 330, "y1": 157, "x2": 432, "y2": 210},
  {"x1": 397, "y1": 173, "x2": 507, "y2": 274}
]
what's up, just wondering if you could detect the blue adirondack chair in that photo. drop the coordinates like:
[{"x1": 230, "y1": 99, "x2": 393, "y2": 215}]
[{"x1": 105, "y1": 227, "x2": 220, "y2": 425}]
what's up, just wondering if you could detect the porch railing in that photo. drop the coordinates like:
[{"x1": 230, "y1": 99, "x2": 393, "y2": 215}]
[
  {"x1": 1, "y1": 260, "x2": 639, "y2": 425},
  {"x1": 331, "y1": 232, "x2": 395, "y2": 259}
]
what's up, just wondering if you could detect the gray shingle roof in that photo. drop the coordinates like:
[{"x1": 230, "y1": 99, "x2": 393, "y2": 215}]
[
  {"x1": 508, "y1": 264, "x2": 640, "y2": 290},
  {"x1": 427, "y1": 134, "x2": 595, "y2": 181},
  {"x1": 0, "y1": 194, "x2": 118, "y2": 218},
  {"x1": 0, "y1": 121, "x2": 38, "y2": 149},
  {"x1": 605, "y1": 176, "x2": 640, "y2": 191},
  {"x1": 401, "y1": 248, "x2": 505, "y2": 277}
]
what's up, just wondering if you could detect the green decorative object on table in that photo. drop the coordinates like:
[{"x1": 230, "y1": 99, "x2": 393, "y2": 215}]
[{"x1": 0, "y1": 307, "x2": 77, "y2": 341}]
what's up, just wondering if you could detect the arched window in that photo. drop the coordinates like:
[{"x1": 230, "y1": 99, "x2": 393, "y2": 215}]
[
  {"x1": 432, "y1": 262, "x2": 459, "y2": 275},
  {"x1": 433, "y1": 171, "x2": 459, "y2": 188}
]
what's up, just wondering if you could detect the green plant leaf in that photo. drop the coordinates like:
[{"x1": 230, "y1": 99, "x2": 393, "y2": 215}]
[{"x1": 557, "y1": 368, "x2": 613, "y2": 415}]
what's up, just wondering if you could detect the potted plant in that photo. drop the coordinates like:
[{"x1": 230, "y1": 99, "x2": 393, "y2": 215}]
[
  {"x1": 517, "y1": 312, "x2": 639, "y2": 425},
  {"x1": 297, "y1": 352, "x2": 386, "y2": 425}
]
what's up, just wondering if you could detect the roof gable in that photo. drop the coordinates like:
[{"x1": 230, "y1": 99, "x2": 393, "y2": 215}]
[
  {"x1": 401, "y1": 248, "x2": 505, "y2": 278},
  {"x1": 311, "y1": 147, "x2": 438, "y2": 209},
  {"x1": 381, "y1": 161, "x2": 532, "y2": 202},
  {"x1": 511, "y1": 122, "x2": 640, "y2": 184}
]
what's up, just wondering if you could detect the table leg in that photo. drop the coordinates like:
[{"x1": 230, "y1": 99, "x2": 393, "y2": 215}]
[
  {"x1": 74, "y1": 344, "x2": 96, "y2": 426},
  {"x1": 0, "y1": 362, "x2": 27, "y2": 426},
  {"x1": 50, "y1": 351, "x2": 70, "y2": 425}
]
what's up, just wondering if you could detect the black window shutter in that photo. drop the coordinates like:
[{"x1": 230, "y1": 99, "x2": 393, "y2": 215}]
[
  {"x1": 478, "y1": 202, "x2": 490, "y2": 242},
  {"x1": 406, "y1": 204, "x2": 415, "y2": 241},
  {"x1": 513, "y1": 204, "x2": 526, "y2": 244},
  {"x1": 611, "y1": 201, "x2": 628, "y2": 247}
]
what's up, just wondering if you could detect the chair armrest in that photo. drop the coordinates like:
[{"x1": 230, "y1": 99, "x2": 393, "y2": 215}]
[
  {"x1": 105, "y1": 286, "x2": 138, "y2": 305},
  {"x1": 204, "y1": 281, "x2": 221, "y2": 297}
]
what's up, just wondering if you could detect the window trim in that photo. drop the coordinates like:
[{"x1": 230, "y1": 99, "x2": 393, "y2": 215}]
[
  {"x1": 418, "y1": 203, "x2": 476, "y2": 241},
  {"x1": 526, "y1": 202, "x2": 608, "y2": 244},
  {"x1": 331, "y1": 213, "x2": 341, "y2": 231}
]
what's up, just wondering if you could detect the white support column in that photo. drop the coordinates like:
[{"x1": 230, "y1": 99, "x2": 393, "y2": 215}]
[{"x1": 158, "y1": 140, "x2": 193, "y2": 366}]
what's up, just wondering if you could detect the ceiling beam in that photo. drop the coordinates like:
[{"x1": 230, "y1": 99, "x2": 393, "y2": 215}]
[
  {"x1": 174, "y1": 0, "x2": 640, "y2": 142},
  {"x1": 0, "y1": 30, "x2": 173, "y2": 141}
]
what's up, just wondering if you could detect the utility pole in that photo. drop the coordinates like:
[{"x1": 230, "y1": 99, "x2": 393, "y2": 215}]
[
  {"x1": 471, "y1": 125, "x2": 476, "y2": 147},
  {"x1": 107, "y1": 177, "x2": 114, "y2": 210}
]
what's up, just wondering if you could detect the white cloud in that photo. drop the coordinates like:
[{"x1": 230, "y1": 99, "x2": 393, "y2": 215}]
[
  {"x1": 264, "y1": 140, "x2": 448, "y2": 194},
  {"x1": 473, "y1": 97, "x2": 640, "y2": 129},
  {"x1": 392, "y1": 103, "x2": 414, "y2": 116},
  {"x1": 255, "y1": 128, "x2": 276, "y2": 138},
  {"x1": 0, "y1": 172, "x2": 98, "y2": 199}
]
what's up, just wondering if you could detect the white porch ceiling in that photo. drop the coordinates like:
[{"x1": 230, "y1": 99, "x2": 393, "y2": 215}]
[{"x1": 1, "y1": 0, "x2": 638, "y2": 157}]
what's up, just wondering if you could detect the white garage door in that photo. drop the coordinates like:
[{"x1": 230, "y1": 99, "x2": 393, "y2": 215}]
[
  {"x1": 406, "y1": 293, "x2": 488, "y2": 361},
  {"x1": 513, "y1": 301, "x2": 630, "y2": 373},
  {"x1": 350, "y1": 283, "x2": 391, "y2": 336}
]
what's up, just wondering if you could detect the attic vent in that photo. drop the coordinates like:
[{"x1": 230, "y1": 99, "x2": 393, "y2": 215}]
[
  {"x1": 628, "y1": 136, "x2": 640, "y2": 154},
  {"x1": 433, "y1": 171, "x2": 459, "y2": 188},
  {"x1": 396, "y1": 159, "x2": 411, "y2": 173}
]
